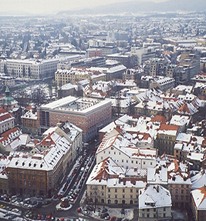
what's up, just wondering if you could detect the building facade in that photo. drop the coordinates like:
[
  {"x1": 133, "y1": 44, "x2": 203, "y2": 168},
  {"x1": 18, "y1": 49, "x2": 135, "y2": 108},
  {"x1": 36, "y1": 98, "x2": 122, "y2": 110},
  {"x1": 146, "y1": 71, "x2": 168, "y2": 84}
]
[
  {"x1": 0, "y1": 58, "x2": 59, "y2": 80},
  {"x1": 0, "y1": 108, "x2": 15, "y2": 134},
  {"x1": 138, "y1": 185, "x2": 172, "y2": 221},
  {"x1": 6, "y1": 122, "x2": 82, "y2": 197},
  {"x1": 37, "y1": 96, "x2": 112, "y2": 142}
]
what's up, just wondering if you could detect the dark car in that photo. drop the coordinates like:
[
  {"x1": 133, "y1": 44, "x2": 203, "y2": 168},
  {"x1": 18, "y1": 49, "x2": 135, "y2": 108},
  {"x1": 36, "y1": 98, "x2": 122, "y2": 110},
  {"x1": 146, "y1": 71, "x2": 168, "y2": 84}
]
[
  {"x1": 100, "y1": 212, "x2": 109, "y2": 219},
  {"x1": 86, "y1": 205, "x2": 94, "y2": 211}
]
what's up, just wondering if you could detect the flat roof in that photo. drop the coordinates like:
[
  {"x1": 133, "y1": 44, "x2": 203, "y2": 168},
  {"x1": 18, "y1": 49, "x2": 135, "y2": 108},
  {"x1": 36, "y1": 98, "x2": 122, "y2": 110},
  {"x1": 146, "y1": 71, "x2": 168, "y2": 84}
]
[{"x1": 40, "y1": 96, "x2": 112, "y2": 114}]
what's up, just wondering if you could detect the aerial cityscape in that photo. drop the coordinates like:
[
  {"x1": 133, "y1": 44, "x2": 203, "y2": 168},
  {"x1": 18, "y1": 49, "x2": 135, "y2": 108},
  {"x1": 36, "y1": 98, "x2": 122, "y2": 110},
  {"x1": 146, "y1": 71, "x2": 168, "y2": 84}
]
[{"x1": 0, "y1": 0, "x2": 206, "y2": 221}]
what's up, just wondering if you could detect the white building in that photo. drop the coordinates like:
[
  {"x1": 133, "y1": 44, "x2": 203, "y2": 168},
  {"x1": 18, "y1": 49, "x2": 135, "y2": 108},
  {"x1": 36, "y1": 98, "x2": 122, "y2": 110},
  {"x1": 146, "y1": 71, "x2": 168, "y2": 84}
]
[
  {"x1": 6, "y1": 121, "x2": 82, "y2": 196},
  {"x1": 96, "y1": 128, "x2": 157, "y2": 169},
  {"x1": 86, "y1": 157, "x2": 146, "y2": 205},
  {"x1": 0, "y1": 108, "x2": 15, "y2": 134},
  {"x1": 169, "y1": 114, "x2": 191, "y2": 132},
  {"x1": 138, "y1": 185, "x2": 172, "y2": 221},
  {"x1": 0, "y1": 58, "x2": 59, "y2": 79}
]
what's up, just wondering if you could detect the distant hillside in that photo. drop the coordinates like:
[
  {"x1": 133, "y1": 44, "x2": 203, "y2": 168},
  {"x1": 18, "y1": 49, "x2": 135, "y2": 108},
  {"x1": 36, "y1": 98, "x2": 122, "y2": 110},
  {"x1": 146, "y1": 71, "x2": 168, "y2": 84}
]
[{"x1": 58, "y1": 0, "x2": 206, "y2": 15}]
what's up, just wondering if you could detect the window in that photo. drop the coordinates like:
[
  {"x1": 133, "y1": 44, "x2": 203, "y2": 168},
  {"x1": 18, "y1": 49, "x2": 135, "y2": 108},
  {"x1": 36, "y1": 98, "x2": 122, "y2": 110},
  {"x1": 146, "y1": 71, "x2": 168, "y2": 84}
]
[
  {"x1": 163, "y1": 213, "x2": 166, "y2": 218},
  {"x1": 108, "y1": 188, "x2": 110, "y2": 192},
  {"x1": 115, "y1": 189, "x2": 117, "y2": 193},
  {"x1": 122, "y1": 189, "x2": 125, "y2": 193},
  {"x1": 130, "y1": 189, "x2": 133, "y2": 193}
]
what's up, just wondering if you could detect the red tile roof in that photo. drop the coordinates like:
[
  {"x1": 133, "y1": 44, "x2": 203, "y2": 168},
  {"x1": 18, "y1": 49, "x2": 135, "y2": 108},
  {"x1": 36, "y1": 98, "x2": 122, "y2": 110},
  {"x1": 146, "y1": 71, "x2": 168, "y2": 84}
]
[
  {"x1": 0, "y1": 127, "x2": 20, "y2": 143},
  {"x1": 0, "y1": 112, "x2": 13, "y2": 122},
  {"x1": 159, "y1": 124, "x2": 179, "y2": 131},
  {"x1": 151, "y1": 115, "x2": 167, "y2": 124},
  {"x1": 178, "y1": 103, "x2": 190, "y2": 114},
  {"x1": 39, "y1": 132, "x2": 55, "y2": 147}
]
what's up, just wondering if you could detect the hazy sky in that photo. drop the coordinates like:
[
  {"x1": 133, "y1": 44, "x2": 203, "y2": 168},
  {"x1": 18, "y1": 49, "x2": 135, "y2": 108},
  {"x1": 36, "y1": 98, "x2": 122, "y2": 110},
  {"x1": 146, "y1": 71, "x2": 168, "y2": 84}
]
[{"x1": 0, "y1": 0, "x2": 167, "y2": 15}]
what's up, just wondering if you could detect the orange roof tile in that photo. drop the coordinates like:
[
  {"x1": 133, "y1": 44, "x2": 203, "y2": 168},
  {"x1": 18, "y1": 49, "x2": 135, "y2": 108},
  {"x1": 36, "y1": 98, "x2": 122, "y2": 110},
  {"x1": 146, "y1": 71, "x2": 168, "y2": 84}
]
[
  {"x1": 151, "y1": 115, "x2": 167, "y2": 124},
  {"x1": 178, "y1": 103, "x2": 190, "y2": 114},
  {"x1": 39, "y1": 133, "x2": 55, "y2": 147},
  {"x1": 159, "y1": 124, "x2": 179, "y2": 131}
]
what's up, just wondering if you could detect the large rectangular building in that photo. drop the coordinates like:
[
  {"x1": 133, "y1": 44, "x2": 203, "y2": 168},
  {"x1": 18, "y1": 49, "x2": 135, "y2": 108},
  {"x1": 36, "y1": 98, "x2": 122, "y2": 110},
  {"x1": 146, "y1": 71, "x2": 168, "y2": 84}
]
[
  {"x1": 6, "y1": 122, "x2": 82, "y2": 197},
  {"x1": 0, "y1": 58, "x2": 59, "y2": 80},
  {"x1": 37, "y1": 96, "x2": 112, "y2": 142}
]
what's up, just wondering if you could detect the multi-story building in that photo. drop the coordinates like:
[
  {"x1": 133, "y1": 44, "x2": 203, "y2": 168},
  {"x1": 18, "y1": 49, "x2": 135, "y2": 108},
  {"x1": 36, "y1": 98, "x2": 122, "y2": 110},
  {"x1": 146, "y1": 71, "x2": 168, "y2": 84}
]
[
  {"x1": 147, "y1": 157, "x2": 191, "y2": 209},
  {"x1": 0, "y1": 58, "x2": 59, "y2": 80},
  {"x1": 0, "y1": 127, "x2": 23, "y2": 153},
  {"x1": 107, "y1": 53, "x2": 138, "y2": 68},
  {"x1": 191, "y1": 186, "x2": 206, "y2": 221},
  {"x1": 0, "y1": 75, "x2": 15, "y2": 87},
  {"x1": 99, "y1": 114, "x2": 160, "y2": 148},
  {"x1": 21, "y1": 107, "x2": 38, "y2": 135},
  {"x1": 144, "y1": 58, "x2": 168, "y2": 77},
  {"x1": 169, "y1": 115, "x2": 191, "y2": 132},
  {"x1": 150, "y1": 77, "x2": 175, "y2": 92},
  {"x1": 138, "y1": 185, "x2": 172, "y2": 221},
  {"x1": 167, "y1": 159, "x2": 191, "y2": 208},
  {"x1": 131, "y1": 47, "x2": 156, "y2": 65},
  {"x1": 96, "y1": 128, "x2": 157, "y2": 169},
  {"x1": 0, "y1": 108, "x2": 15, "y2": 134},
  {"x1": 55, "y1": 67, "x2": 106, "y2": 86},
  {"x1": 37, "y1": 96, "x2": 112, "y2": 141},
  {"x1": 87, "y1": 48, "x2": 103, "y2": 58},
  {"x1": 86, "y1": 157, "x2": 147, "y2": 206},
  {"x1": 123, "y1": 68, "x2": 144, "y2": 82},
  {"x1": 165, "y1": 64, "x2": 177, "y2": 79},
  {"x1": 155, "y1": 124, "x2": 180, "y2": 155},
  {"x1": 174, "y1": 133, "x2": 206, "y2": 166},
  {"x1": 6, "y1": 122, "x2": 82, "y2": 197},
  {"x1": 135, "y1": 100, "x2": 164, "y2": 117}
]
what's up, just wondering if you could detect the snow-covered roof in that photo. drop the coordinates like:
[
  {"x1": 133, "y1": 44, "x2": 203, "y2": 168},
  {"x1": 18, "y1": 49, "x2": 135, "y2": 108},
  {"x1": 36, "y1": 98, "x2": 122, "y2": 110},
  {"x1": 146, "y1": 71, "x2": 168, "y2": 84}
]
[
  {"x1": 97, "y1": 128, "x2": 157, "y2": 159},
  {"x1": 21, "y1": 109, "x2": 37, "y2": 120},
  {"x1": 139, "y1": 185, "x2": 172, "y2": 209},
  {"x1": 191, "y1": 170, "x2": 206, "y2": 190},
  {"x1": 7, "y1": 131, "x2": 71, "y2": 171},
  {"x1": 147, "y1": 167, "x2": 168, "y2": 185},
  {"x1": 191, "y1": 186, "x2": 206, "y2": 210},
  {"x1": 40, "y1": 96, "x2": 111, "y2": 114},
  {"x1": 170, "y1": 115, "x2": 190, "y2": 127},
  {"x1": 158, "y1": 124, "x2": 179, "y2": 136},
  {"x1": 86, "y1": 157, "x2": 146, "y2": 189},
  {"x1": 168, "y1": 159, "x2": 191, "y2": 185}
]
